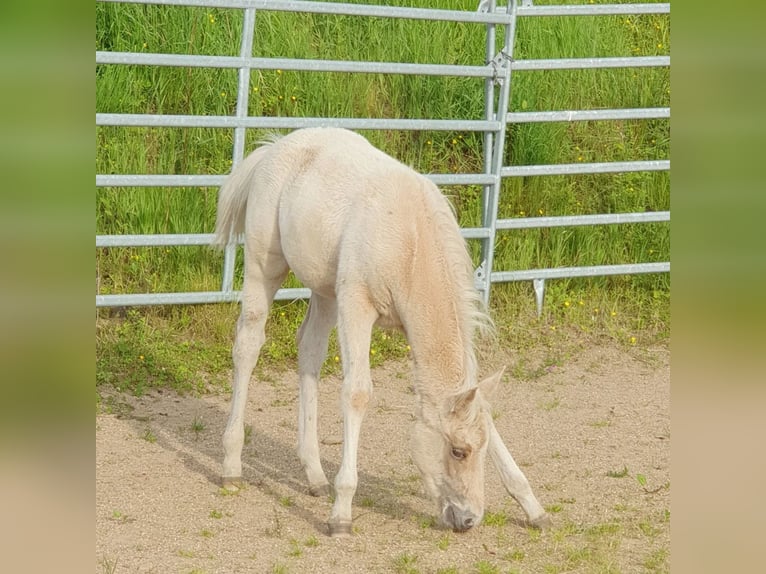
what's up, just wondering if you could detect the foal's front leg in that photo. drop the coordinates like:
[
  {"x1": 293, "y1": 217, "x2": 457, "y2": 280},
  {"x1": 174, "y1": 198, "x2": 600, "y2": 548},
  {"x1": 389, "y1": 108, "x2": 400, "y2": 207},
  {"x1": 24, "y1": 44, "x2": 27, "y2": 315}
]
[
  {"x1": 328, "y1": 297, "x2": 378, "y2": 537},
  {"x1": 487, "y1": 419, "x2": 552, "y2": 528}
]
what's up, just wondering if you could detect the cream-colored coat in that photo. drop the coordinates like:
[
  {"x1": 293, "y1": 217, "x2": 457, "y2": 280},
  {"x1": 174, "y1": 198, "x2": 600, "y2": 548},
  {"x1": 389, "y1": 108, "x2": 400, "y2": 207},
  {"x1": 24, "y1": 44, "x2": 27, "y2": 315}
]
[{"x1": 214, "y1": 128, "x2": 549, "y2": 536}]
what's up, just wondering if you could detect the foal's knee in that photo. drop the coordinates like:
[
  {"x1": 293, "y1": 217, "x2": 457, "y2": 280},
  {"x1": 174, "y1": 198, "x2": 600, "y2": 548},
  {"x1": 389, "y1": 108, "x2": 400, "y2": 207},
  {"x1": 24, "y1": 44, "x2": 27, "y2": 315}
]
[{"x1": 343, "y1": 389, "x2": 370, "y2": 413}]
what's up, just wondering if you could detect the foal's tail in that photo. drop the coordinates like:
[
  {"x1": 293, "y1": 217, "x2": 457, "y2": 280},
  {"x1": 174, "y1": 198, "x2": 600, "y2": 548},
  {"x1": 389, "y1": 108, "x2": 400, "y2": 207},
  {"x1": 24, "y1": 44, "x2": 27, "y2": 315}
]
[{"x1": 212, "y1": 143, "x2": 273, "y2": 248}]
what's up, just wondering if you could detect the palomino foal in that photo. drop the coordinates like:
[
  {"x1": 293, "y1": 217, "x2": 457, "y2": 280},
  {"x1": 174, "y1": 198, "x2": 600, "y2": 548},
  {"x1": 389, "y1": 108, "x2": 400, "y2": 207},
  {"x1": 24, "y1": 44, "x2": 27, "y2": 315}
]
[{"x1": 214, "y1": 128, "x2": 549, "y2": 536}]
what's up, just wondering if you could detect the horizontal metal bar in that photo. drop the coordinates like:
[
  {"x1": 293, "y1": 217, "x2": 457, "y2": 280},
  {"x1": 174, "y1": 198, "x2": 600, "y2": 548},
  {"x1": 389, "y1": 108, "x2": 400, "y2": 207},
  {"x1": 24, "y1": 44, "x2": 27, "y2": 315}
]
[
  {"x1": 97, "y1": 234, "x2": 214, "y2": 247},
  {"x1": 96, "y1": 173, "x2": 497, "y2": 188},
  {"x1": 96, "y1": 287, "x2": 312, "y2": 307},
  {"x1": 98, "y1": 0, "x2": 515, "y2": 25},
  {"x1": 96, "y1": 224, "x2": 492, "y2": 248},
  {"x1": 96, "y1": 212, "x2": 670, "y2": 249},
  {"x1": 515, "y1": 3, "x2": 670, "y2": 17},
  {"x1": 491, "y1": 262, "x2": 669, "y2": 283},
  {"x1": 496, "y1": 211, "x2": 670, "y2": 230},
  {"x1": 507, "y1": 107, "x2": 669, "y2": 124},
  {"x1": 96, "y1": 113, "x2": 500, "y2": 132},
  {"x1": 97, "y1": 262, "x2": 670, "y2": 306},
  {"x1": 512, "y1": 56, "x2": 669, "y2": 71},
  {"x1": 96, "y1": 174, "x2": 225, "y2": 187},
  {"x1": 501, "y1": 160, "x2": 669, "y2": 177},
  {"x1": 96, "y1": 51, "x2": 496, "y2": 78}
]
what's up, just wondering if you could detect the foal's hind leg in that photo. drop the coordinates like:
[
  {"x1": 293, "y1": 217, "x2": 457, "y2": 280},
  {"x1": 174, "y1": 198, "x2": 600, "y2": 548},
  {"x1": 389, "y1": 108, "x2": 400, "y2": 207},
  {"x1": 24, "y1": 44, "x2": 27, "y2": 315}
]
[
  {"x1": 221, "y1": 259, "x2": 288, "y2": 488},
  {"x1": 296, "y1": 294, "x2": 337, "y2": 497},
  {"x1": 487, "y1": 419, "x2": 552, "y2": 529}
]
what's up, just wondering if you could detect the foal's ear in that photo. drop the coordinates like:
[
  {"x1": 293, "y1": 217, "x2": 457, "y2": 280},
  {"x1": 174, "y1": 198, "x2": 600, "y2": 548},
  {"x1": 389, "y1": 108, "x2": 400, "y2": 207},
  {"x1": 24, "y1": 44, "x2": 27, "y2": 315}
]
[
  {"x1": 478, "y1": 367, "x2": 506, "y2": 402},
  {"x1": 449, "y1": 387, "x2": 479, "y2": 418}
]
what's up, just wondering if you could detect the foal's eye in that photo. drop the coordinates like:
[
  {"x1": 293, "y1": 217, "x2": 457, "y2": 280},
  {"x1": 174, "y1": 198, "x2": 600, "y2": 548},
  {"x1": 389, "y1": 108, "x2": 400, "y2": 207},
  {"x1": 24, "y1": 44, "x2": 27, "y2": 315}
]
[{"x1": 450, "y1": 447, "x2": 467, "y2": 460}]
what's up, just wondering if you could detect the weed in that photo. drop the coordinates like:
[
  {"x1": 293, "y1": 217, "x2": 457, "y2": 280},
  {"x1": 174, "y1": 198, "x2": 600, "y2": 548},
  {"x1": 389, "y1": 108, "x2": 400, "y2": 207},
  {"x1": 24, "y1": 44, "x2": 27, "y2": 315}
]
[
  {"x1": 418, "y1": 514, "x2": 436, "y2": 529},
  {"x1": 271, "y1": 562, "x2": 288, "y2": 574},
  {"x1": 177, "y1": 549, "x2": 195, "y2": 558},
  {"x1": 287, "y1": 539, "x2": 302, "y2": 557},
  {"x1": 393, "y1": 552, "x2": 419, "y2": 574},
  {"x1": 436, "y1": 568, "x2": 459, "y2": 574},
  {"x1": 191, "y1": 415, "x2": 205, "y2": 439},
  {"x1": 304, "y1": 535, "x2": 319, "y2": 548},
  {"x1": 109, "y1": 510, "x2": 134, "y2": 523},
  {"x1": 244, "y1": 424, "x2": 253, "y2": 445},
  {"x1": 360, "y1": 496, "x2": 375, "y2": 508},
  {"x1": 474, "y1": 560, "x2": 500, "y2": 574},
  {"x1": 482, "y1": 511, "x2": 508, "y2": 527},
  {"x1": 638, "y1": 520, "x2": 660, "y2": 537},
  {"x1": 542, "y1": 397, "x2": 561, "y2": 411},
  {"x1": 200, "y1": 529, "x2": 214, "y2": 538},
  {"x1": 100, "y1": 556, "x2": 118, "y2": 574},
  {"x1": 606, "y1": 466, "x2": 629, "y2": 478},
  {"x1": 545, "y1": 503, "x2": 564, "y2": 514},
  {"x1": 279, "y1": 496, "x2": 294, "y2": 508},
  {"x1": 436, "y1": 534, "x2": 450, "y2": 550},
  {"x1": 142, "y1": 428, "x2": 157, "y2": 443},
  {"x1": 643, "y1": 547, "x2": 669, "y2": 572},
  {"x1": 505, "y1": 549, "x2": 525, "y2": 562},
  {"x1": 209, "y1": 509, "x2": 223, "y2": 519}
]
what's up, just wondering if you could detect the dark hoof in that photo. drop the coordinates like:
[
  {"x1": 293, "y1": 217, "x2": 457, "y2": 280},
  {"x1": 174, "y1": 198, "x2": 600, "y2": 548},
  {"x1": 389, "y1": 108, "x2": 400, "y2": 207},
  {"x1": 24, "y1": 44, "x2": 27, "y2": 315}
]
[
  {"x1": 328, "y1": 521, "x2": 353, "y2": 538},
  {"x1": 309, "y1": 483, "x2": 331, "y2": 498},
  {"x1": 221, "y1": 476, "x2": 242, "y2": 491},
  {"x1": 528, "y1": 513, "x2": 553, "y2": 530}
]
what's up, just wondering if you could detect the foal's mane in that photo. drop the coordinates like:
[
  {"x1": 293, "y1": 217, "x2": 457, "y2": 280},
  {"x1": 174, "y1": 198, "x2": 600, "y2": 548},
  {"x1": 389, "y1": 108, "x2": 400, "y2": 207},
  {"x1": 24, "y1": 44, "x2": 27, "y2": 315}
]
[{"x1": 421, "y1": 180, "x2": 494, "y2": 388}]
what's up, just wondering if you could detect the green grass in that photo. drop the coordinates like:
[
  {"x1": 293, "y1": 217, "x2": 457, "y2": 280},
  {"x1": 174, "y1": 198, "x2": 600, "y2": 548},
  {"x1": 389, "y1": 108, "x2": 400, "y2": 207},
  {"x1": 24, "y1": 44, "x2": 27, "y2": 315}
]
[{"x1": 96, "y1": 1, "x2": 669, "y2": 391}]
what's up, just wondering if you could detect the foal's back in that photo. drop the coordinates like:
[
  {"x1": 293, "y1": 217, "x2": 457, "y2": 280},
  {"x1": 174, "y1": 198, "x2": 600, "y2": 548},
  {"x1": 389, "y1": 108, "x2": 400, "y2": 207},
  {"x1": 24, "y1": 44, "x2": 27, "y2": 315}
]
[{"x1": 249, "y1": 128, "x2": 453, "y2": 318}]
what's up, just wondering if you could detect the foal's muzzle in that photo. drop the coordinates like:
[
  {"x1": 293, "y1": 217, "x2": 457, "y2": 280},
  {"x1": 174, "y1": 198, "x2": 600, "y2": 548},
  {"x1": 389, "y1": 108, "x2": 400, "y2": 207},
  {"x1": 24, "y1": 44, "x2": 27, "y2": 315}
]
[{"x1": 443, "y1": 504, "x2": 481, "y2": 532}]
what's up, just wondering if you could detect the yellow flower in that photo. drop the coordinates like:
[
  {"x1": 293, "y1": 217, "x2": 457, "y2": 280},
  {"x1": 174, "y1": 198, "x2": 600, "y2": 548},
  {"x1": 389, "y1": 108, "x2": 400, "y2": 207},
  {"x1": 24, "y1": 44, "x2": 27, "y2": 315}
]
[
  {"x1": 550, "y1": 326, "x2": 556, "y2": 331},
  {"x1": 406, "y1": 345, "x2": 411, "y2": 352},
  {"x1": 276, "y1": 69, "x2": 282, "y2": 75},
  {"x1": 564, "y1": 301, "x2": 570, "y2": 308},
  {"x1": 370, "y1": 349, "x2": 376, "y2": 355},
  {"x1": 334, "y1": 355, "x2": 340, "y2": 362},
  {"x1": 610, "y1": 311, "x2": 617, "y2": 317},
  {"x1": 426, "y1": 140, "x2": 432, "y2": 145},
  {"x1": 578, "y1": 300, "x2": 584, "y2": 306},
  {"x1": 629, "y1": 336, "x2": 637, "y2": 345},
  {"x1": 139, "y1": 355, "x2": 144, "y2": 361},
  {"x1": 519, "y1": 211, "x2": 525, "y2": 216},
  {"x1": 538, "y1": 208, "x2": 544, "y2": 215}
]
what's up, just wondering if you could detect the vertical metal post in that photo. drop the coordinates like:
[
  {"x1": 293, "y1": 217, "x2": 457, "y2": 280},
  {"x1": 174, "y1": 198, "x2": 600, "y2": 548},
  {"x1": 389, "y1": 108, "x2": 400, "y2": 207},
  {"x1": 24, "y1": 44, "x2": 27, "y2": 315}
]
[
  {"x1": 478, "y1": 0, "x2": 497, "y2": 301},
  {"x1": 480, "y1": 0, "x2": 519, "y2": 306},
  {"x1": 221, "y1": 7, "x2": 257, "y2": 294}
]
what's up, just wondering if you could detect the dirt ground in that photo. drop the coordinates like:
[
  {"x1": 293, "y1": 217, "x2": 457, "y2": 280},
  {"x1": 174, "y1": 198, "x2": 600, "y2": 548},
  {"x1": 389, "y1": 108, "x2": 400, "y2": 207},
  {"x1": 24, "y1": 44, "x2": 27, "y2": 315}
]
[{"x1": 96, "y1": 343, "x2": 670, "y2": 573}]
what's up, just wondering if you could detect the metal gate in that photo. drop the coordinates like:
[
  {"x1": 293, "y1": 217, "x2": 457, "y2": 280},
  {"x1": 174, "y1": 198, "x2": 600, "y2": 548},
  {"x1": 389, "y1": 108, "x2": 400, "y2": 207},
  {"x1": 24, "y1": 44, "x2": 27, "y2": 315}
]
[{"x1": 96, "y1": 0, "x2": 670, "y2": 314}]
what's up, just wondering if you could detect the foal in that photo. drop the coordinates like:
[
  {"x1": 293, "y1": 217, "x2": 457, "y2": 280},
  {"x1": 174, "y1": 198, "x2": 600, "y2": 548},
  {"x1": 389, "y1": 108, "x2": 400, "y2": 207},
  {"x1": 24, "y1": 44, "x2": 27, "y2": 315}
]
[{"x1": 214, "y1": 128, "x2": 549, "y2": 536}]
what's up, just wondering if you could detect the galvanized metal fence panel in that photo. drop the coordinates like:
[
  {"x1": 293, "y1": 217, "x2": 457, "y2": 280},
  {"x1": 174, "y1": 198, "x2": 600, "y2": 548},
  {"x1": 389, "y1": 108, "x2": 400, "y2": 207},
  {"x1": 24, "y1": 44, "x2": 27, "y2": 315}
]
[{"x1": 96, "y1": 0, "x2": 670, "y2": 312}]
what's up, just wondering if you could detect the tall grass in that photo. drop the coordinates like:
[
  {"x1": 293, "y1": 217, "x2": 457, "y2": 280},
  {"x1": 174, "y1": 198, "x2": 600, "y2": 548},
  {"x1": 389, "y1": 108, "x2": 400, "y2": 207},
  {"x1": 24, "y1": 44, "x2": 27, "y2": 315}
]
[{"x1": 96, "y1": 1, "x2": 670, "y2": 389}]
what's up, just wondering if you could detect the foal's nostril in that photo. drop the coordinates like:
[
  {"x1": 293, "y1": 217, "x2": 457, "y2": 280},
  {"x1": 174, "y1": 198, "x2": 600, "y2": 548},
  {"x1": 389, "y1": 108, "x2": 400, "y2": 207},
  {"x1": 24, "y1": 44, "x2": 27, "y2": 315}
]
[{"x1": 463, "y1": 516, "x2": 475, "y2": 530}]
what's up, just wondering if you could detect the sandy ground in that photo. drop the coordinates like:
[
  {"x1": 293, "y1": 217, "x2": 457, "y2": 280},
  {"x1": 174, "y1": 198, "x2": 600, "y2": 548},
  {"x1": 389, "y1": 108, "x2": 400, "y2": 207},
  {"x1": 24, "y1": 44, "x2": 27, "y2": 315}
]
[{"x1": 96, "y1": 343, "x2": 669, "y2": 573}]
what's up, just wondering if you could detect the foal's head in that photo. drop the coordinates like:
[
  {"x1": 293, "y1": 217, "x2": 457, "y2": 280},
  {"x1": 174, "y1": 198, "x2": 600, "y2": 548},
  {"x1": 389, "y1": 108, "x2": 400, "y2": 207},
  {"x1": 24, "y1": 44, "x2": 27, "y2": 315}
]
[{"x1": 411, "y1": 369, "x2": 504, "y2": 532}]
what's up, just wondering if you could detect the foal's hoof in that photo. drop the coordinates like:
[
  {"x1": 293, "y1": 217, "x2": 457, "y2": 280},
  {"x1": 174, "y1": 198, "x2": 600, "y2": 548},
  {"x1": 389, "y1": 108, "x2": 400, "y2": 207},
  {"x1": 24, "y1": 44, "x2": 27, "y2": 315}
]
[
  {"x1": 528, "y1": 513, "x2": 553, "y2": 530},
  {"x1": 309, "y1": 484, "x2": 331, "y2": 498},
  {"x1": 221, "y1": 476, "x2": 242, "y2": 491},
  {"x1": 328, "y1": 521, "x2": 353, "y2": 538}
]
